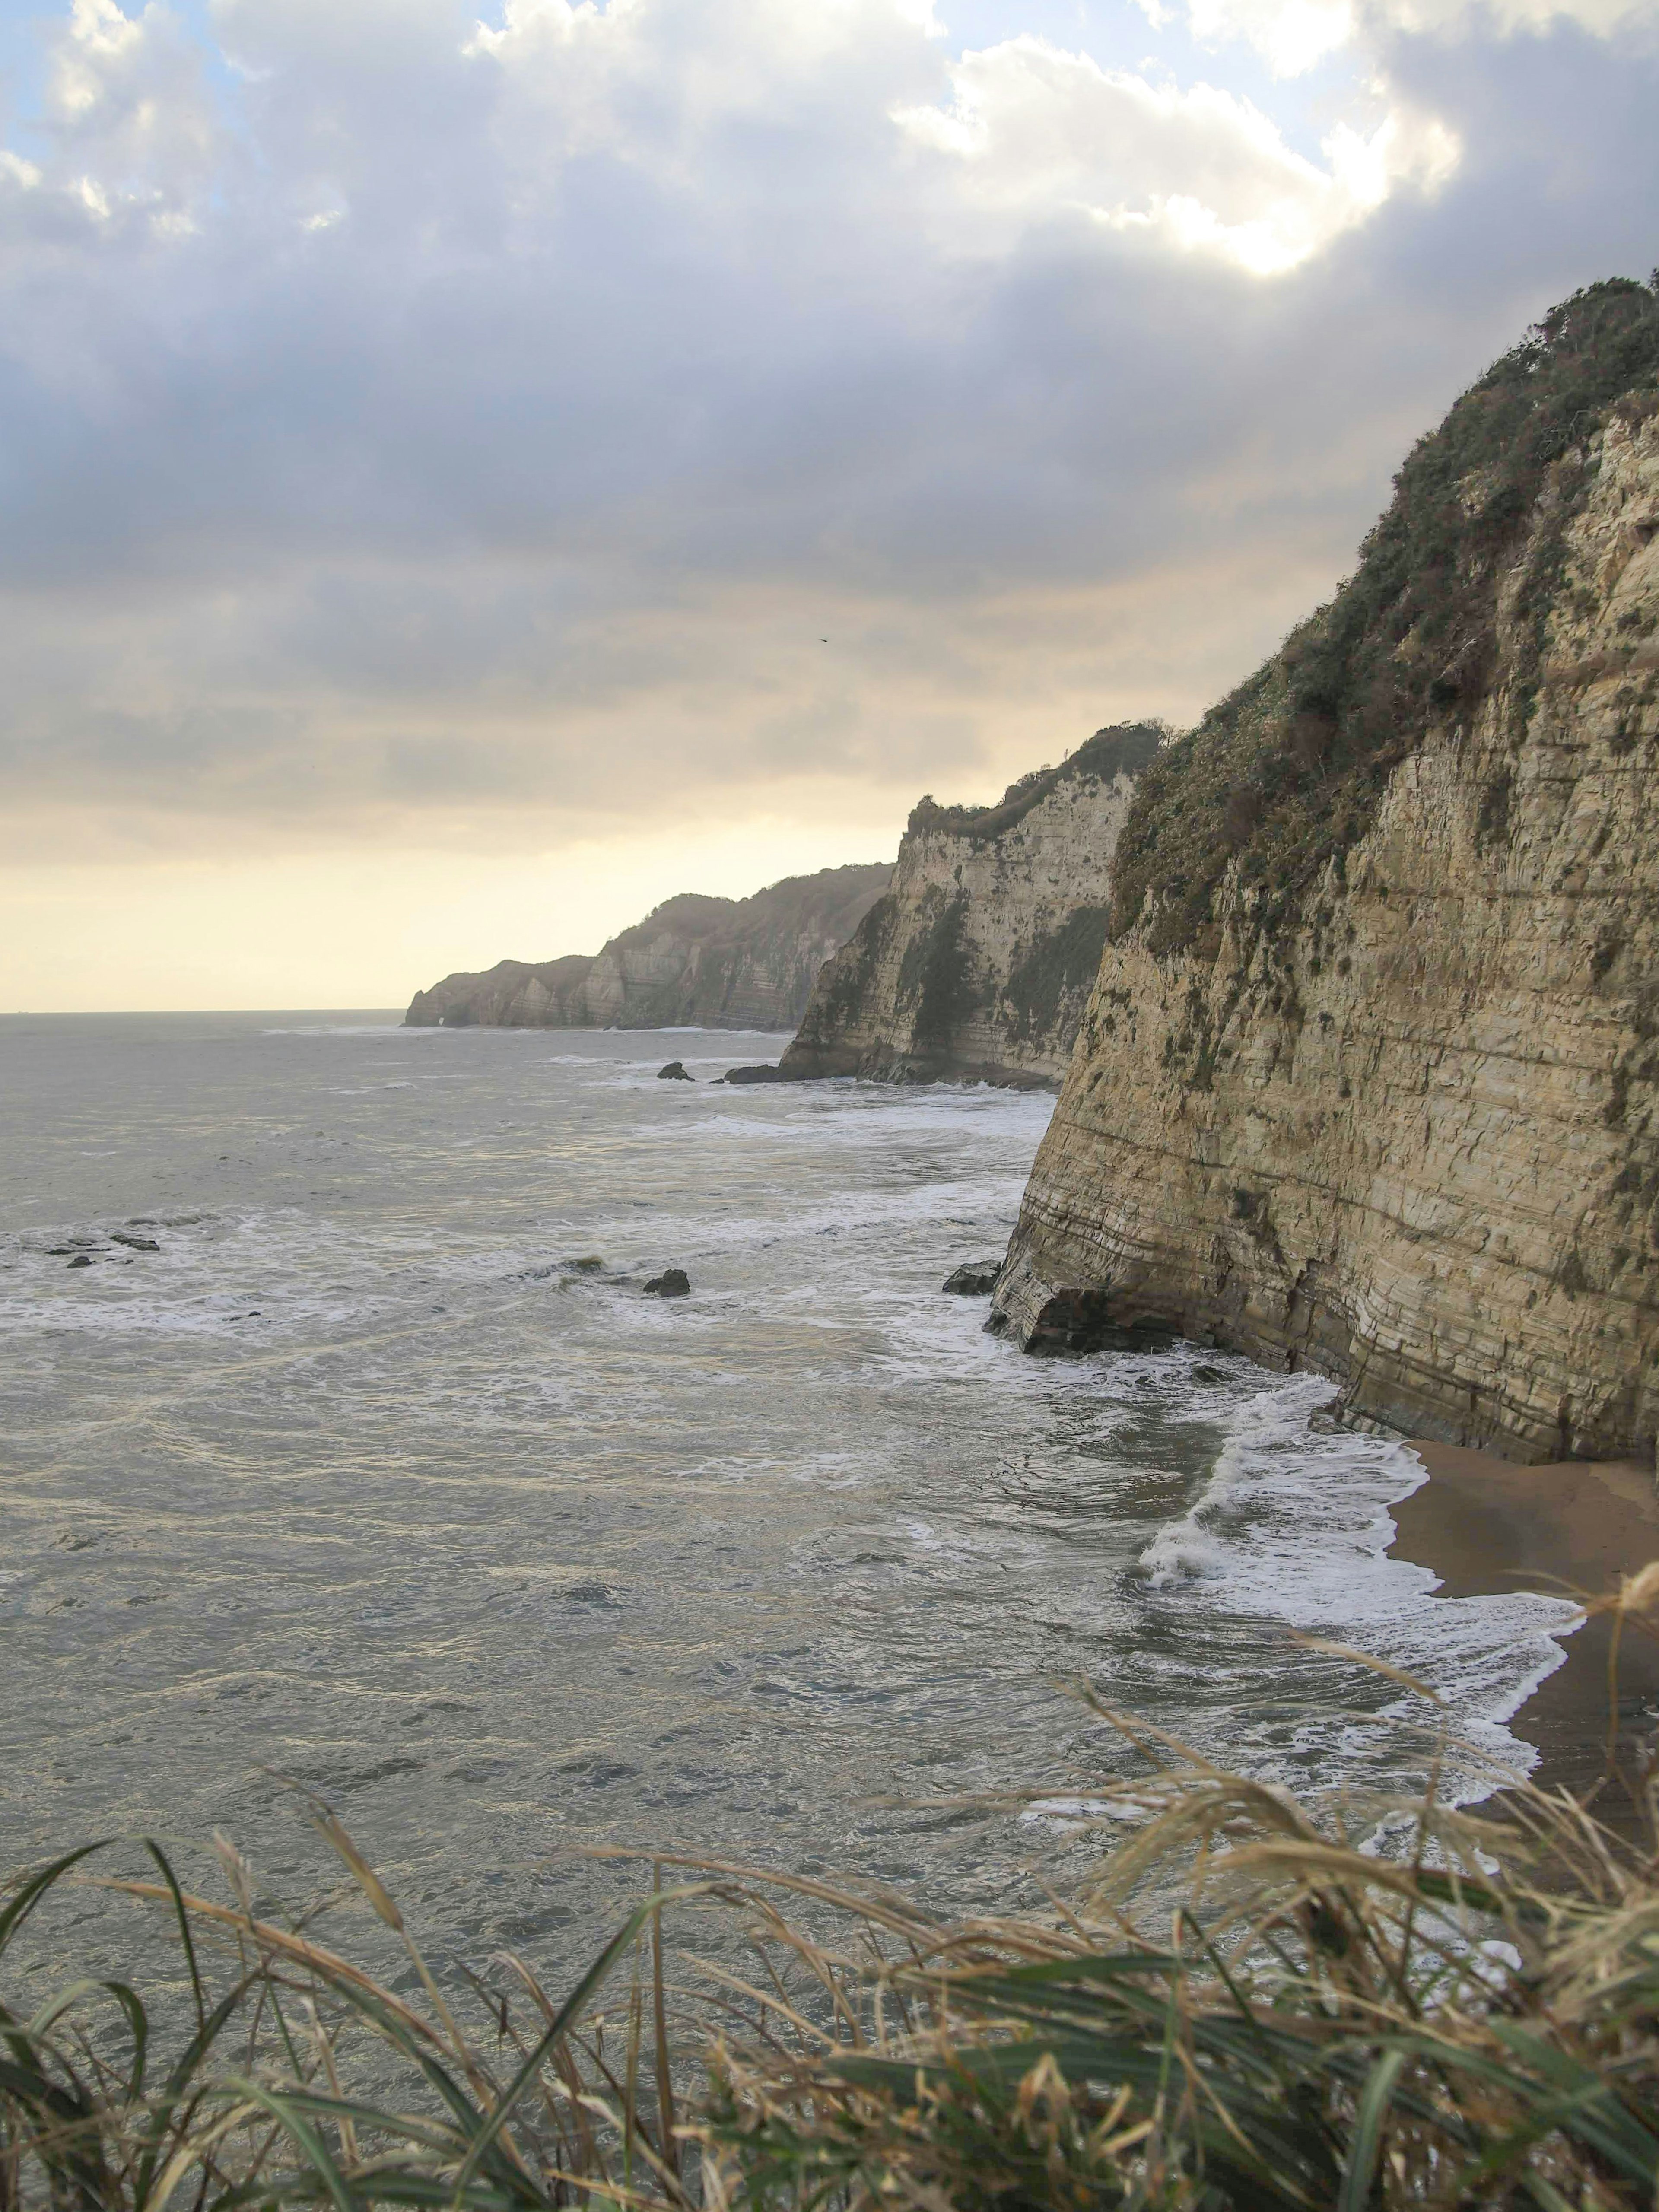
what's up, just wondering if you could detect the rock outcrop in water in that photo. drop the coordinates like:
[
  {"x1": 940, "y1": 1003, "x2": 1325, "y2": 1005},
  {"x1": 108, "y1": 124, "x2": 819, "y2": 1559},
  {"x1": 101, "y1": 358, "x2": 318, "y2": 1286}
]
[
  {"x1": 404, "y1": 864, "x2": 891, "y2": 1032},
  {"x1": 777, "y1": 725, "x2": 1161, "y2": 1086},
  {"x1": 992, "y1": 280, "x2": 1659, "y2": 1465}
]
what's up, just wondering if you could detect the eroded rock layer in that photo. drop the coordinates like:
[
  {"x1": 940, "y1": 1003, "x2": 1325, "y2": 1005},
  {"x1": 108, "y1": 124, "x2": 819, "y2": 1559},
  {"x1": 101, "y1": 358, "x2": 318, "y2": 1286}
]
[
  {"x1": 404, "y1": 864, "x2": 891, "y2": 1032},
  {"x1": 779, "y1": 725, "x2": 1161, "y2": 1086},
  {"x1": 993, "y1": 282, "x2": 1659, "y2": 1463}
]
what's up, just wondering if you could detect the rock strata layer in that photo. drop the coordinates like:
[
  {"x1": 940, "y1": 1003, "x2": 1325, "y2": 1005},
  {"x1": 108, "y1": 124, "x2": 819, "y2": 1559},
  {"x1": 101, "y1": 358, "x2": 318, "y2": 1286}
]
[
  {"x1": 779, "y1": 725, "x2": 1161, "y2": 1086},
  {"x1": 993, "y1": 281, "x2": 1659, "y2": 1464},
  {"x1": 404, "y1": 864, "x2": 891, "y2": 1032}
]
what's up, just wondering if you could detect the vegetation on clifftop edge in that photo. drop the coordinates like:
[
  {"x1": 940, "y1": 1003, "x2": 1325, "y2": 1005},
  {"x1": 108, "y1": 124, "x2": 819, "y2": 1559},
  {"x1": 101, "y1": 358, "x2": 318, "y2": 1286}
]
[
  {"x1": 1112, "y1": 276, "x2": 1659, "y2": 958},
  {"x1": 911, "y1": 723, "x2": 1164, "y2": 848},
  {"x1": 9, "y1": 1570, "x2": 1659, "y2": 2209}
]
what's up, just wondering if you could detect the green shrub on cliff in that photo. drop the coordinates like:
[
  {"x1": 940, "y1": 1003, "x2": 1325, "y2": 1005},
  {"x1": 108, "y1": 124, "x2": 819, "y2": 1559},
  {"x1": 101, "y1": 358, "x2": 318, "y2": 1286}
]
[
  {"x1": 1112, "y1": 276, "x2": 1659, "y2": 957},
  {"x1": 913, "y1": 723, "x2": 1163, "y2": 849}
]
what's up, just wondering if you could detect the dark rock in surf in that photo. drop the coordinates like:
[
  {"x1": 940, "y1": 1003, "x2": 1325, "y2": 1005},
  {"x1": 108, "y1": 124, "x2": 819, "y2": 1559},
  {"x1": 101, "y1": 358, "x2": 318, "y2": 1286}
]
[
  {"x1": 721, "y1": 1063, "x2": 789, "y2": 1084},
  {"x1": 1000, "y1": 1282, "x2": 1175, "y2": 1354},
  {"x1": 942, "y1": 1261, "x2": 1001, "y2": 1296},
  {"x1": 657, "y1": 1061, "x2": 694, "y2": 1081},
  {"x1": 643, "y1": 1268, "x2": 691, "y2": 1298},
  {"x1": 67, "y1": 1254, "x2": 95, "y2": 1268},
  {"x1": 111, "y1": 1233, "x2": 161, "y2": 1252}
]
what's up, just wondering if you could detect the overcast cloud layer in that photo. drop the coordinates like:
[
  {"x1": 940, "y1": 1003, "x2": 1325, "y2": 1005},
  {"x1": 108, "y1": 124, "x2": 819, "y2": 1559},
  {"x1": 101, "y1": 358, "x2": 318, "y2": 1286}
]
[{"x1": 0, "y1": 0, "x2": 1656, "y2": 961}]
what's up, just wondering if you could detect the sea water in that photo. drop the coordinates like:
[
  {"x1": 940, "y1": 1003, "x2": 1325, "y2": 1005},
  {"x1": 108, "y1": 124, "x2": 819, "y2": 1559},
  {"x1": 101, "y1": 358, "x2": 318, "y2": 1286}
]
[{"x1": 0, "y1": 1013, "x2": 1577, "y2": 1971}]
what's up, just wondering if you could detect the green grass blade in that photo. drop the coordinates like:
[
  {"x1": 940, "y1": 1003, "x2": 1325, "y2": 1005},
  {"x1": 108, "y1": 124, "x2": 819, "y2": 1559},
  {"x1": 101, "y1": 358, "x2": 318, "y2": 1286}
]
[
  {"x1": 134, "y1": 1981, "x2": 257, "y2": 2208},
  {"x1": 0, "y1": 1841, "x2": 113, "y2": 1961},
  {"x1": 218, "y1": 2076, "x2": 359, "y2": 2212},
  {"x1": 26, "y1": 1976, "x2": 149, "y2": 2104},
  {"x1": 1337, "y1": 2047, "x2": 1405, "y2": 2212},
  {"x1": 451, "y1": 1889, "x2": 683, "y2": 2197},
  {"x1": 140, "y1": 1837, "x2": 208, "y2": 2041}
]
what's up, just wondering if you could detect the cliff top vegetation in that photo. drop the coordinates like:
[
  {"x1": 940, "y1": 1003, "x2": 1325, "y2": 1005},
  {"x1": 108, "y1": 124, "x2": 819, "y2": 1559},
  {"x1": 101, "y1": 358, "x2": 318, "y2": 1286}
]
[
  {"x1": 610, "y1": 863, "x2": 893, "y2": 953},
  {"x1": 1111, "y1": 275, "x2": 1659, "y2": 957},
  {"x1": 909, "y1": 721, "x2": 1164, "y2": 847}
]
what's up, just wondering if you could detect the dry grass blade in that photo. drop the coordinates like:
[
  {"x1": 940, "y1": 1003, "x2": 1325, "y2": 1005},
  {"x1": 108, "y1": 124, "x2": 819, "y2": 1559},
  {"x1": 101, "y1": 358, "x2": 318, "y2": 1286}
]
[{"x1": 1284, "y1": 1635, "x2": 1446, "y2": 1703}]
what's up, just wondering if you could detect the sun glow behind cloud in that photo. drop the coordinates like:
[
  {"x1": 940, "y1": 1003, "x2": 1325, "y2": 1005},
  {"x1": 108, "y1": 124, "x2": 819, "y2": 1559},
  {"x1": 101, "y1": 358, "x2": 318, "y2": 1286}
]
[
  {"x1": 895, "y1": 35, "x2": 1457, "y2": 274},
  {"x1": 0, "y1": 0, "x2": 1653, "y2": 1004}
]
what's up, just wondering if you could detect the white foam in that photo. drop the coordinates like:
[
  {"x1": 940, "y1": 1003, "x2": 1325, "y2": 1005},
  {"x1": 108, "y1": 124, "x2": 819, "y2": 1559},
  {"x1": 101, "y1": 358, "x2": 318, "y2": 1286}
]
[
  {"x1": 1020, "y1": 1796, "x2": 1154, "y2": 1829},
  {"x1": 1136, "y1": 1375, "x2": 1580, "y2": 1792}
]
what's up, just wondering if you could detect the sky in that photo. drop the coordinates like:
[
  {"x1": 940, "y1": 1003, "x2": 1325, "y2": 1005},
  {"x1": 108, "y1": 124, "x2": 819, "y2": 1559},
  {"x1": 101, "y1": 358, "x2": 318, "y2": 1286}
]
[{"x1": 0, "y1": 0, "x2": 1655, "y2": 1008}]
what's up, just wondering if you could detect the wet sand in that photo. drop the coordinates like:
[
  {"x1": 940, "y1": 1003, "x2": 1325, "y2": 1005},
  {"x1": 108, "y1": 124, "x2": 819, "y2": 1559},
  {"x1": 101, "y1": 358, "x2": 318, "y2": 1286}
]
[{"x1": 1389, "y1": 1443, "x2": 1659, "y2": 1798}]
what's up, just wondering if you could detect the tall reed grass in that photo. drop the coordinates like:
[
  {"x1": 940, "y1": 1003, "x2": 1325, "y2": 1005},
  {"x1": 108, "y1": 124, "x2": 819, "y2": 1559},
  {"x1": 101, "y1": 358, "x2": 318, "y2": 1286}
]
[{"x1": 6, "y1": 1570, "x2": 1659, "y2": 2210}]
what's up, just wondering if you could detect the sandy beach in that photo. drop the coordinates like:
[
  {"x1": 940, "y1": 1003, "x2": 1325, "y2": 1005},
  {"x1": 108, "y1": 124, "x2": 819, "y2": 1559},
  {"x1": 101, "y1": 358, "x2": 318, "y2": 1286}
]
[{"x1": 1390, "y1": 1443, "x2": 1659, "y2": 1799}]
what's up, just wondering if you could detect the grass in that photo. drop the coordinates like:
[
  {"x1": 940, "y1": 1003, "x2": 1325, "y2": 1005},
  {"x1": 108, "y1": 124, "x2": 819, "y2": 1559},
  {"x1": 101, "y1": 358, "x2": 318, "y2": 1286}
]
[{"x1": 8, "y1": 1570, "x2": 1659, "y2": 2210}]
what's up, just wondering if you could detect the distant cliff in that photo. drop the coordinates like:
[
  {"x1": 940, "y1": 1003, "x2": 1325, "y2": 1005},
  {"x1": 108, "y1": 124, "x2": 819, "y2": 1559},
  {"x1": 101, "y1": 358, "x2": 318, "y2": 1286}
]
[
  {"x1": 404, "y1": 864, "x2": 892, "y2": 1032},
  {"x1": 992, "y1": 279, "x2": 1659, "y2": 1465},
  {"x1": 776, "y1": 725, "x2": 1161, "y2": 1087}
]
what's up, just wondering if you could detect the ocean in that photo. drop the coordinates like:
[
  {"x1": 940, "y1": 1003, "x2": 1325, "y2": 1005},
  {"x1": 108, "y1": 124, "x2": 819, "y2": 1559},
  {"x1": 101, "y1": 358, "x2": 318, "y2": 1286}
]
[{"x1": 0, "y1": 1012, "x2": 1578, "y2": 1972}]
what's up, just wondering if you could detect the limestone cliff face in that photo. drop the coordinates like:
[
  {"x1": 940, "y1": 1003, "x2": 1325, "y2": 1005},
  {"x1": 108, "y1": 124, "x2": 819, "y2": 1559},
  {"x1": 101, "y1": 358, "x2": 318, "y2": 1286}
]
[
  {"x1": 404, "y1": 864, "x2": 891, "y2": 1032},
  {"x1": 993, "y1": 282, "x2": 1659, "y2": 1464},
  {"x1": 779, "y1": 725, "x2": 1162, "y2": 1087}
]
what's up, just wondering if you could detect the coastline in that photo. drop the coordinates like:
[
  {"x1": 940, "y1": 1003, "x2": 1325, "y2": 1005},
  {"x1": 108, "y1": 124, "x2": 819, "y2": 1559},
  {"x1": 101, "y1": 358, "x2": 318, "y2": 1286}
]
[{"x1": 1388, "y1": 1442, "x2": 1659, "y2": 1799}]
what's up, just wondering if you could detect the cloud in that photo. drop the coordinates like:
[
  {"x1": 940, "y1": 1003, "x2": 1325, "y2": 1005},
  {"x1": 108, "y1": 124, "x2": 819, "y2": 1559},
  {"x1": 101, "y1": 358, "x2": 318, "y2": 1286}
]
[
  {"x1": 0, "y1": 0, "x2": 1653, "y2": 868},
  {"x1": 1161, "y1": 0, "x2": 1657, "y2": 76},
  {"x1": 1145, "y1": 0, "x2": 1355, "y2": 76},
  {"x1": 896, "y1": 35, "x2": 1456, "y2": 272}
]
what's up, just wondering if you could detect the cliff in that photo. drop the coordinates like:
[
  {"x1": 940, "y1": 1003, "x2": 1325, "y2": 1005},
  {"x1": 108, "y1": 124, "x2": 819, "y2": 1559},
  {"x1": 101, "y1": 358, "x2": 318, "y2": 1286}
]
[
  {"x1": 777, "y1": 724, "x2": 1162, "y2": 1087},
  {"x1": 992, "y1": 278, "x2": 1659, "y2": 1465},
  {"x1": 404, "y1": 864, "x2": 892, "y2": 1032}
]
